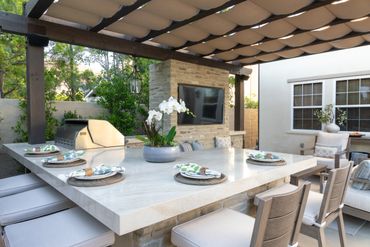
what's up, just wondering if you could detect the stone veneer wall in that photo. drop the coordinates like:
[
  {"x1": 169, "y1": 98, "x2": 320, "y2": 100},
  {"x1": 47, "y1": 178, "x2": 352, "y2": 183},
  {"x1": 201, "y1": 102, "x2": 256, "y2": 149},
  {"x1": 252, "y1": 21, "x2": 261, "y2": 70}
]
[{"x1": 149, "y1": 60, "x2": 230, "y2": 149}]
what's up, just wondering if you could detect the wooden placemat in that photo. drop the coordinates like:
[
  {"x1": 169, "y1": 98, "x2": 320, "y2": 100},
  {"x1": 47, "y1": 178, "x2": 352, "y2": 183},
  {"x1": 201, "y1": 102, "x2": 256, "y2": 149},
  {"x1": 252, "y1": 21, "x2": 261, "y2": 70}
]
[
  {"x1": 24, "y1": 151, "x2": 61, "y2": 157},
  {"x1": 43, "y1": 159, "x2": 87, "y2": 168},
  {"x1": 67, "y1": 173, "x2": 125, "y2": 187},
  {"x1": 246, "y1": 158, "x2": 286, "y2": 166},
  {"x1": 174, "y1": 173, "x2": 227, "y2": 185}
]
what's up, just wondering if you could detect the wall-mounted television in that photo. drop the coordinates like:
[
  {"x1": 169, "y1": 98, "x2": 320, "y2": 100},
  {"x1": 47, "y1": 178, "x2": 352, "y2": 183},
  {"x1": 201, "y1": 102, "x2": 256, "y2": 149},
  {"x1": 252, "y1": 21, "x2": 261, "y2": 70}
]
[{"x1": 178, "y1": 84, "x2": 224, "y2": 125}]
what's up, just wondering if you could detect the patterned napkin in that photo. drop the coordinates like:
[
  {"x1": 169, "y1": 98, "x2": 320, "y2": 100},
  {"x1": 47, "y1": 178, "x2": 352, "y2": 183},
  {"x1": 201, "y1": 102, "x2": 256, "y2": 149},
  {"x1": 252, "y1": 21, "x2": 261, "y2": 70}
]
[
  {"x1": 175, "y1": 163, "x2": 221, "y2": 178},
  {"x1": 42, "y1": 150, "x2": 84, "y2": 163},
  {"x1": 68, "y1": 165, "x2": 125, "y2": 178},
  {"x1": 25, "y1": 144, "x2": 59, "y2": 153}
]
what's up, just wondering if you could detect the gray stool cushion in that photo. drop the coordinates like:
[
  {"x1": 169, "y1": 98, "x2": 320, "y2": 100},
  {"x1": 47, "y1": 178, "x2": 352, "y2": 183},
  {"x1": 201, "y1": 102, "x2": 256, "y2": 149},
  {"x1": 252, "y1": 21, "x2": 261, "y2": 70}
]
[
  {"x1": 172, "y1": 208, "x2": 254, "y2": 247},
  {"x1": 4, "y1": 207, "x2": 115, "y2": 247},
  {"x1": 0, "y1": 186, "x2": 74, "y2": 226},
  {"x1": 0, "y1": 173, "x2": 44, "y2": 198}
]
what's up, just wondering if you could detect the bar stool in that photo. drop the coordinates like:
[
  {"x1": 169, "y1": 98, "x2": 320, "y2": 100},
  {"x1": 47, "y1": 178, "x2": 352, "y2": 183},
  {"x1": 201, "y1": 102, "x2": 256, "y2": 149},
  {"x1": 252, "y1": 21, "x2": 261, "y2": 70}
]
[
  {"x1": 2, "y1": 207, "x2": 115, "y2": 247},
  {"x1": 0, "y1": 173, "x2": 44, "y2": 198},
  {"x1": 254, "y1": 163, "x2": 353, "y2": 247},
  {"x1": 0, "y1": 186, "x2": 74, "y2": 227},
  {"x1": 171, "y1": 182, "x2": 310, "y2": 247}
]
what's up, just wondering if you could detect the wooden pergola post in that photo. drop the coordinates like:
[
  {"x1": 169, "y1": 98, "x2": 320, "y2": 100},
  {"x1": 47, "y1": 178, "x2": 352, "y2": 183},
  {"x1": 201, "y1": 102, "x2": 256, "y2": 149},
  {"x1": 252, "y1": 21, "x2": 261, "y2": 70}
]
[
  {"x1": 26, "y1": 34, "x2": 48, "y2": 144},
  {"x1": 234, "y1": 75, "x2": 248, "y2": 131}
]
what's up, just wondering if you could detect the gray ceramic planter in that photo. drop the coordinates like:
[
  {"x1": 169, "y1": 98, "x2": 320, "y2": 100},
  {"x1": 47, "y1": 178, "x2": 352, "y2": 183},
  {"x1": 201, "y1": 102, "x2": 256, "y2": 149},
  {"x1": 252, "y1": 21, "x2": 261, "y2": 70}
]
[{"x1": 143, "y1": 145, "x2": 180, "y2": 163}]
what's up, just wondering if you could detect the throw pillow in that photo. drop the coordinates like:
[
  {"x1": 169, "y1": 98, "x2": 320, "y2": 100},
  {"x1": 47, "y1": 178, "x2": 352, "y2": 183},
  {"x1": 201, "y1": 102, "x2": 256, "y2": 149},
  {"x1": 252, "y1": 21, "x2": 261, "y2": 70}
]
[
  {"x1": 192, "y1": 140, "x2": 204, "y2": 151},
  {"x1": 215, "y1": 136, "x2": 232, "y2": 148},
  {"x1": 314, "y1": 144, "x2": 341, "y2": 158},
  {"x1": 180, "y1": 142, "x2": 193, "y2": 152},
  {"x1": 351, "y1": 160, "x2": 370, "y2": 190}
]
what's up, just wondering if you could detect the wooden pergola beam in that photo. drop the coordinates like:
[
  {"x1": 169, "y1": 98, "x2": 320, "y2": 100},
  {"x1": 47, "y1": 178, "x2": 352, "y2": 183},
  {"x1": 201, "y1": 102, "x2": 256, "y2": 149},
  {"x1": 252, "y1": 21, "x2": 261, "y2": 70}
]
[
  {"x1": 90, "y1": 0, "x2": 151, "y2": 32},
  {"x1": 234, "y1": 74, "x2": 247, "y2": 132},
  {"x1": 24, "y1": 0, "x2": 54, "y2": 18},
  {"x1": 136, "y1": 0, "x2": 245, "y2": 42},
  {"x1": 0, "y1": 11, "x2": 243, "y2": 73},
  {"x1": 174, "y1": 0, "x2": 337, "y2": 50},
  {"x1": 232, "y1": 31, "x2": 370, "y2": 63}
]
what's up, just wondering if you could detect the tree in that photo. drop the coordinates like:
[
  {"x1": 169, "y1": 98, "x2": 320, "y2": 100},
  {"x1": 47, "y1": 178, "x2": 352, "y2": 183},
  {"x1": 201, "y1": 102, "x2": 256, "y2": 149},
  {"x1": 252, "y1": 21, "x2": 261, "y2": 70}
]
[{"x1": 0, "y1": 0, "x2": 28, "y2": 99}]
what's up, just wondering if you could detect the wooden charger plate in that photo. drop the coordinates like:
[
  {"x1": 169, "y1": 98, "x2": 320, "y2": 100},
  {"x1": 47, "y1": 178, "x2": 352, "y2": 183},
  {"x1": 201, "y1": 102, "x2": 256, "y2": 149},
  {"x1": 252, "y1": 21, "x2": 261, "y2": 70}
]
[
  {"x1": 43, "y1": 159, "x2": 87, "y2": 168},
  {"x1": 246, "y1": 158, "x2": 286, "y2": 166},
  {"x1": 174, "y1": 173, "x2": 227, "y2": 185},
  {"x1": 67, "y1": 173, "x2": 125, "y2": 187},
  {"x1": 24, "y1": 151, "x2": 61, "y2": 157}
]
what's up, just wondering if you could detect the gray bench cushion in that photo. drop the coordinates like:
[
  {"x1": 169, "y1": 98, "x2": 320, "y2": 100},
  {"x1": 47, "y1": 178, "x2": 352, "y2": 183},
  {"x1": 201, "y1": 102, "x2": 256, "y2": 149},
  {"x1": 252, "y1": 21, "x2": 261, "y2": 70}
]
[
  {"x1": 4, "y1": 207, "x2": 115, "y2": 247},
  {"x1": 0, "y1": 173, "x2": 44, "y2": 198},
  {"x1": 351, "y1": 160, "x2": 370, "y2": 190},
  {"x1": 0, "y1": 186, "x2": 74, "y2": 226}
]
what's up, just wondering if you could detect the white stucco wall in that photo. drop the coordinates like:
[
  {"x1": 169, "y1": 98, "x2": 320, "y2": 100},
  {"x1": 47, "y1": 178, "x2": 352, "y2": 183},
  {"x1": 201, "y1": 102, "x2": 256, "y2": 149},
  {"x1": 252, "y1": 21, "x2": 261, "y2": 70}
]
[{"x1": 259, "y1": 45, "x2": 370, "y2": 154}]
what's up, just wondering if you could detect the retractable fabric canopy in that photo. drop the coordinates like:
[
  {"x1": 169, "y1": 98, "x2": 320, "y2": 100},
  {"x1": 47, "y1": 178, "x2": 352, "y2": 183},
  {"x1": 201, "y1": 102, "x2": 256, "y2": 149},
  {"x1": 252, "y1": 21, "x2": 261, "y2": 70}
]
[{"x1": 23, "y1": 0, "x2": 370, "y2": 68}]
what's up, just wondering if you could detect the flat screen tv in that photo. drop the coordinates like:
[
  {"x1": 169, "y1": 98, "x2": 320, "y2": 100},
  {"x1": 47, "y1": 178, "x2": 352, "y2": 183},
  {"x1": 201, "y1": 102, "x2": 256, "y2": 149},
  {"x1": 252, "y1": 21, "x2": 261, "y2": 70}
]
[{"x1": 178, "y1": 84, "x2": 224, "y2": 125}]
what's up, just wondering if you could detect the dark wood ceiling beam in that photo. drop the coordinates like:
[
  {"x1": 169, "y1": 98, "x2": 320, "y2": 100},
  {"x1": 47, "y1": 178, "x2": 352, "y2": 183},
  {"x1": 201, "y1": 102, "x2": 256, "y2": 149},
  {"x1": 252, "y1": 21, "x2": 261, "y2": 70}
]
[
  {"x1": 243, "y1": 40, "x2": 370, "y2": 66},
  {"x1": 24, "y1": 0, "x2": 54, "y2": 18},
  {"x1": 175, "y1": 0, "x2": 337, "y2": 50},
  {"x1": 90, "y1": 0, "x2": 151, "y2": 32},
  {"x1": 234, "y1": 31, "x2": 370, "y2": 63},
  {"x1": 210, "y1": 14, "x2": 370, "y2": 57},
  {"x1": 0, "y1": 11, "x2": 242, "y2": 72},
  {"x1": 136, "y1": 0, "x2": 245, "y2": 42}
]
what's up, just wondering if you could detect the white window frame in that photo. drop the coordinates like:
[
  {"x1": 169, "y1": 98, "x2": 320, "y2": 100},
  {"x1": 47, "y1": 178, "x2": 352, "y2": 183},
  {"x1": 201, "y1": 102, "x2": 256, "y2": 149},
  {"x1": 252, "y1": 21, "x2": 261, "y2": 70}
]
[
  {"x1": 334, "y1": 74, "x2": 370, "y2": 132},
  {"x1": 291, "y1": 81, "x2": 324, "y2": 131}
]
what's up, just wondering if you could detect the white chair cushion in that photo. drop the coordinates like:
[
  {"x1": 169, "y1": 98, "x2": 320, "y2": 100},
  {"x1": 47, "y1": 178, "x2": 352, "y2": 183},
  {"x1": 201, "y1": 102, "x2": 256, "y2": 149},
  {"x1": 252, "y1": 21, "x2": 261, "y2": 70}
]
[
  {"x1": 344, "y1": 186, "x2": 370, "y2": 213},
  {"x1": 254, "y1": 183, "x2": 297, "y2": 206},
  {"x1": 0, "y1": 173, "x2": 44, "y2": 198},
  {"x1": 0, "y1": 186, "x2": 74, "y2": 226},
  {"x1": 302, "y1": 191, "x2": 323, "y2": 226},
  {"x1": 317, "y1": 157, "x2": 349, "y2": 169},
  {"x1": 4, "y1": 207, "x2": 115, "y2": 247},
  {"x1": 172, "y1": 208, "x2": 254, "y2": 247},
  {"x1": 316, "y1": 132, "x2": 349, "y2": 152},
  {"x1": 215, "y1": 136, "x2": 232, "y2": 148}
]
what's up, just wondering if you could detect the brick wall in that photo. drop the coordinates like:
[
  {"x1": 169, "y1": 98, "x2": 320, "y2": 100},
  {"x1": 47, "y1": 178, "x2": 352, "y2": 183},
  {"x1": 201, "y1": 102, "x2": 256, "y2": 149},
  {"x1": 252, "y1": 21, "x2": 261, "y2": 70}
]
[
  {"x1": 244, "y1": 109, "x2": 258, "y2": 149},
  {"x1": 149, "y1": 60, "x2": 230, "y2": 149}
]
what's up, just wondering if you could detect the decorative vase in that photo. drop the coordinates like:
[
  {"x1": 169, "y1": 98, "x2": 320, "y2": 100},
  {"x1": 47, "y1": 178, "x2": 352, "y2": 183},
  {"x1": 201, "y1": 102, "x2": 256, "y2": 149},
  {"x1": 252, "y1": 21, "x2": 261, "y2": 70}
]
[
  {"x1": 143, "y1": 145, "x2": 180, "y2": 163},
  {"x1": 325, "y1": 123, "x2": 340, "y2": 133}
]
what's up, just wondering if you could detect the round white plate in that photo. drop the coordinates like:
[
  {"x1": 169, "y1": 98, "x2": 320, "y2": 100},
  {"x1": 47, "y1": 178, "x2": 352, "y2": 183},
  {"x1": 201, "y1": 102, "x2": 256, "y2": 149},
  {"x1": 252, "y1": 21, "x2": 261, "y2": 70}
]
[
  {"x1": 75, "y1": 171, "x2": 117, "y2": 180},
  {"x1": 180, "y1": 172, "x2": 217, "y2": 180},
  {"x1": 249, "y1": 156, "x2": 281, "y2": 163}
]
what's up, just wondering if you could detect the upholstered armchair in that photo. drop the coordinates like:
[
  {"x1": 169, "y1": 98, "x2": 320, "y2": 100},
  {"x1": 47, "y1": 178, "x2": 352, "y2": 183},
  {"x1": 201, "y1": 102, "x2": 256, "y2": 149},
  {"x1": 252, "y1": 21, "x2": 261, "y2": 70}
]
[{"x1": 300, "y1": 131, "x2": 350, "y2": 169}]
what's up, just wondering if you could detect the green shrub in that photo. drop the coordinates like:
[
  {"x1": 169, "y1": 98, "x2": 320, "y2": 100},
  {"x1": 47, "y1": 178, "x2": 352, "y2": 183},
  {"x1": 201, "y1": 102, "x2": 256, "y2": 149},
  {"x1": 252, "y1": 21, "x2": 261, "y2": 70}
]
[{"x1": 244, "y1": 97, "x2": 258, "y2": 109}]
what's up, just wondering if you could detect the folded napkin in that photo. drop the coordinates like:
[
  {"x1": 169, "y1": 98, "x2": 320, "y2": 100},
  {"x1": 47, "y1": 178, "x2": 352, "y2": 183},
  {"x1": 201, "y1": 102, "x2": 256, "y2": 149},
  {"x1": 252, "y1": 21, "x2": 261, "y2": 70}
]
[
  {"x1": 249, "y1": 152, "x2": 280, "y2": 160},
  {"x1": 68, "y1": 165, "x2": 125, "y2": 178},
  {"x1": 175, "y1": 163, "x2": 221, "y2": 178},
  {"x1": 42, "y1": 150, "x2": 84, "y2": 163},
  {"x1": 25, "y1": 144, "x2": 59, "y2": 153}
]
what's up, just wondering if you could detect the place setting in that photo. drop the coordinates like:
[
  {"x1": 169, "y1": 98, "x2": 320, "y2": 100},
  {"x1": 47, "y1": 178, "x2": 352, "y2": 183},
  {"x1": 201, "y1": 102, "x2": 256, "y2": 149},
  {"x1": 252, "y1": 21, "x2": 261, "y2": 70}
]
[
  {"x1": 24, "y1": 144, "x2": 61, "y2": 157},
  {"x1": 42, "y1": 150, "x2": 86, "y2": 168},
  {"x1": 174, "y1": 163, "x2": 227, "y2": 185},
  {"x1": 246, "y1": 151, "x2": 286, "y2": 166},
  {"x1": 67, "y1": 165, "x2": 126, "y2": 187}
]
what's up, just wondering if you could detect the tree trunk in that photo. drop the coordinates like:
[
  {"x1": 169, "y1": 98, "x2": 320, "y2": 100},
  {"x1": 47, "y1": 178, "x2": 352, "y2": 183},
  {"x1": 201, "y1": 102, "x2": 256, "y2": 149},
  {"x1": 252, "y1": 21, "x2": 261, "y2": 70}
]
[
  {"x1": 0, "y1": 70, "x2": 4, "y2": 98},
  {"x1": 69, "y1": 44, "x2": 76, "y2": 101}
]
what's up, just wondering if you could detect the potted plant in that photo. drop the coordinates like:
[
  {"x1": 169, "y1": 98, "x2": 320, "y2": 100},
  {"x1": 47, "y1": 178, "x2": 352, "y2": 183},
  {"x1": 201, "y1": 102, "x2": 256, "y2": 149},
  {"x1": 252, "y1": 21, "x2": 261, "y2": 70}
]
[
  {"x1": 137, "y1": 96, "x2": 191, "y2": 162},
  {"x1": 314, "y1": 104, "x2": 347, "y2": 133}
]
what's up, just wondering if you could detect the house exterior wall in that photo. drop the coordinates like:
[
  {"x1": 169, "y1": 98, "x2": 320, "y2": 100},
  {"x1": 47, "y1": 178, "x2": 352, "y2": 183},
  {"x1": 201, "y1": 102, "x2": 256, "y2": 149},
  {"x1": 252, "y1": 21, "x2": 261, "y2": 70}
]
[
  {"x1": 149, "y1": 60, "x2": 232, "y2": 149},
  {"x1": 259, "y1": 45, "x2": 370, "y2": 154}
]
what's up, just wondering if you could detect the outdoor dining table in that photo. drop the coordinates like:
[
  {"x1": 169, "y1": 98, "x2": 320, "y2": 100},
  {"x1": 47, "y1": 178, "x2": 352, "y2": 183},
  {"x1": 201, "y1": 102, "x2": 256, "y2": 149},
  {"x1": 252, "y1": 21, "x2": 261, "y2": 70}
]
[{"x1": 3, "y1": 143, "x2": 316, "y2": 245}]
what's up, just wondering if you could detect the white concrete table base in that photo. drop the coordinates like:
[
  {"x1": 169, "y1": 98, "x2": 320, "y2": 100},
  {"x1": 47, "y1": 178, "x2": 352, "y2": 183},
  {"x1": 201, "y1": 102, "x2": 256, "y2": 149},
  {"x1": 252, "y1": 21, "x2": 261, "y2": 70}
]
[{"x1": 3, "y1": 144, "x2": 316, "y2": 246}]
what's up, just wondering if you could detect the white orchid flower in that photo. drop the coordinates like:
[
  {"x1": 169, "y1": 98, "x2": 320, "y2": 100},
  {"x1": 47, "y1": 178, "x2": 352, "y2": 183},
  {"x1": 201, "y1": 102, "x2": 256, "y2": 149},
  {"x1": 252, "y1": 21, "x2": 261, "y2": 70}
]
[{"x1": 146, "y1": 110, "x2": 163, "y2": 125}]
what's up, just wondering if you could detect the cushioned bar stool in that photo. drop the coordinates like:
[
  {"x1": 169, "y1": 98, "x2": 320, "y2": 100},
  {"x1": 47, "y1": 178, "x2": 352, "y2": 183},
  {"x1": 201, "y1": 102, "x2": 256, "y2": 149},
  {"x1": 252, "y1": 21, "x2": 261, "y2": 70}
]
[
  {"x1": 2, "y1": 207, "x2": 115, "y2": 247},
  {"x1": 0, "y1": 186, "x2": 74, "y2": 227},
  {"x1": 0, "y1": 173, "x2": 44, "y2": 198},
  {"x1": 171, "y1": 183, "x2": 310, "y2": 247},
  {"x1": 255, "y1": 163, "x2": 353, "y2": 247}
]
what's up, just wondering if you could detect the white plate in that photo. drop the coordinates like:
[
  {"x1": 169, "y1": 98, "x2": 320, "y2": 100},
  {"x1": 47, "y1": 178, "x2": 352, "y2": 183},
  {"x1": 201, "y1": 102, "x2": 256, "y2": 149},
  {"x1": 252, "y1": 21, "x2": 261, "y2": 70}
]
[
  {"x1": 75, "y1": 171, "x2": 117, "y2": 180},
  {"x1": 249, "y1": 156, "x2": 281, "y2": 163},
  {"x1": 47, "y1": 157, "x2": 80, "y2": 164},
  {"x1": 180, "y1": 172, "x2": 218, "y2": 180}
]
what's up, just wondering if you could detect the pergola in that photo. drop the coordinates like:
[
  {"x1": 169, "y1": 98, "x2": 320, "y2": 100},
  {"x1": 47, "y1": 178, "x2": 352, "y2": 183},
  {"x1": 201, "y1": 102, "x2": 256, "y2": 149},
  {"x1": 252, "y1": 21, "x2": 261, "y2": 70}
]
[{"x1": 0, "y1": 0, "x2": 369, "y2": 143}]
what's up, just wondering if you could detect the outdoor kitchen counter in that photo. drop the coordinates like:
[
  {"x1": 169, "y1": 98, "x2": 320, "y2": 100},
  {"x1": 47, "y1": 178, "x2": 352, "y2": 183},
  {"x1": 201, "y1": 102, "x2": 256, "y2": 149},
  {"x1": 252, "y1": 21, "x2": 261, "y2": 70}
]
[{"x1": 3, "y1": 144, "x2": 316, "y2": 236}]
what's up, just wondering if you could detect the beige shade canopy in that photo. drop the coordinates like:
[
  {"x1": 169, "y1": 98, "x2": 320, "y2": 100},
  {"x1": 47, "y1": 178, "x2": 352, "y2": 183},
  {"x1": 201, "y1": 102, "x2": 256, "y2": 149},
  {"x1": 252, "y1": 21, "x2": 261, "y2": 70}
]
[{"x1": 38, "y1": 0, "x2": 370, "y2": 66}]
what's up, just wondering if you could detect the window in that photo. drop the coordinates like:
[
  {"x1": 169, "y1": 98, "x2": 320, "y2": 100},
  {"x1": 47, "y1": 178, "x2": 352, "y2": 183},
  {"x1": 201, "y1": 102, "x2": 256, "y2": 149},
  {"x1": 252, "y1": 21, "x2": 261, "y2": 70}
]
[
  {"x1": 292, "y1": 82, "x2": 322, "y2": 130},
  {"x1": 336, "y1": 77, "x2": 370, "y2": 132}
]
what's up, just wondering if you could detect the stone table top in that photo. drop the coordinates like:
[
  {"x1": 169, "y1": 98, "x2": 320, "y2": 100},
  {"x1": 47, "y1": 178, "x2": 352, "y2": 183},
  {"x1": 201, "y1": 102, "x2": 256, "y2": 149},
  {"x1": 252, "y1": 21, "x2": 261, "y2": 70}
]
[{"x1": 3, "y1": 143, "x2": 316, "y2": 235}]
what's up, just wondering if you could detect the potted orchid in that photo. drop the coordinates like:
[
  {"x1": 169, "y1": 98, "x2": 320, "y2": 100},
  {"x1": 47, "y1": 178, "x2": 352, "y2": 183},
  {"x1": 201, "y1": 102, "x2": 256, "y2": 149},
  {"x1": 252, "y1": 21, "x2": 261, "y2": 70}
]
[{"x1": 137, "y1": 96, "x2": 191, "y2": 162}]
